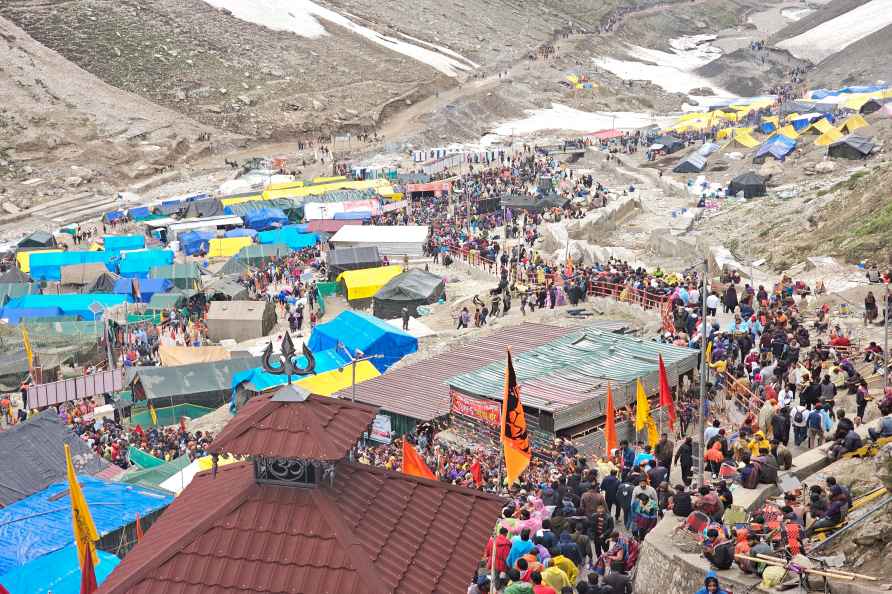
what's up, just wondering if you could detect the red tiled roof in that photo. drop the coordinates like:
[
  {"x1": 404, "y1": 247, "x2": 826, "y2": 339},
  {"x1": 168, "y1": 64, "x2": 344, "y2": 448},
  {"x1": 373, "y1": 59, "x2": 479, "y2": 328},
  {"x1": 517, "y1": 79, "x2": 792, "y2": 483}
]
[
  {"x1": 208, "y1": 392, "x2": 378, "y2": 460},
  {"x1": 98, "y1": 461, "x2": 505, "y2": 594},
  {"x1": 334, "y1": 322, "x2": 582, "y2": 421}
]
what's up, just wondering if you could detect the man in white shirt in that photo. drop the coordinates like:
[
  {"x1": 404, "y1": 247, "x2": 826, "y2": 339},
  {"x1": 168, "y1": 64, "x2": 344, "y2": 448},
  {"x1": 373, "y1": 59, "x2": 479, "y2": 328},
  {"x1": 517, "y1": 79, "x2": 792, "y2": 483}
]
[{"x1": 705, "y1": 292, "x2": 720, "y2": 316}]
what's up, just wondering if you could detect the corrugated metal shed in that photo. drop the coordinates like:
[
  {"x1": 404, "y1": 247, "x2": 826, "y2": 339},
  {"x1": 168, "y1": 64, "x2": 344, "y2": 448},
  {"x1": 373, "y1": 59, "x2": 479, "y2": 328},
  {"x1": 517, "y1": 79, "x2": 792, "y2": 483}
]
[
  {"x1": 448, "y1": 329, "x2": 697, "y2": 424},
  {"x1": 335, "y1": 321, "x2": 631, "y2": 421},
  {"x1": 27, "y1": 368, "x2": 123, "y2": 408}
]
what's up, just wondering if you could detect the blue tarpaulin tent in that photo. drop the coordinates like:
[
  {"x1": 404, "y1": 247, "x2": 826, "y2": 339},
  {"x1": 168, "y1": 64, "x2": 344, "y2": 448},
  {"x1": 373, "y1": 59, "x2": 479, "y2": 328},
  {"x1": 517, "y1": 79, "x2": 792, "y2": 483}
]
[
  {"x1": 0, "y1": 307, "x2": 65, "y2": 324},
  {"x1": 0, "y1": 477, "x2": 171, "y2": 576},
  {"x1": 811, "y1": 85, "x2": 888, "y2": 100},
  {"x1": 113, "y1": 277, "x2": 173, "y2": 303},
  {"x1": 29, "y1": 251, "x2": 111, "y2": 281},
  {"x1": 257, "y1": 228, "x2": 318, "y2": 250},
  {"x1": 127, "y1": 206, "x2": 152, "y2": 221},
  {"x1": 178, "y1": 230, "x2": 216, "y2": 256},
  {"x1": 754, "y1": 135, "x2": 797, "y2": 163},
  {"x1": 286, "y1": 223, "x2": 310, "y2": 233},
  {"x1": 759, "y1": 120, "x2": 777, "y2": 134},
  {"x1": 103, "y1": 210, "x2": 124, "y2": 223},
  {"x1": 103, "y1": 235, "x2": 145, "y2": 253},
  {"x1": 333, "y1": 211, "x2": 372, "y2": 220},
  {"x1": 244, "y1": 208, "x2": 288, "y2": 231},
  {"x1": 224, "y1": 228, "x2": 257, "y2": 239},
  {"x1": 117, "y1": 249, "x2": 175, "y2": 279},
  {"x1": 231, "y1": 347, "x2": 350, "y2": 395},
  {"x1": 4, "y1": 294, "x2": 131, "y2": 320},
  {"x1": 307, "y1": 310, "x2": 417, "y2": 372},
  {"x1": 0, "y1": 544, "x2": 120, "y2": 594}
]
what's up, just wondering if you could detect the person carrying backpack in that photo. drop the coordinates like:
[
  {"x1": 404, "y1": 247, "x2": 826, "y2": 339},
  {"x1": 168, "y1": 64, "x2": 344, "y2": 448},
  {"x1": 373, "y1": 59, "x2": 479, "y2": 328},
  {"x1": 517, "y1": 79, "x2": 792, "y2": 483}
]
[
  {"x1": 807, "y1": 405, "x2": 826, "y2": 448},
  {"x1": 791, "y1": 403, "x2": 808, "y2": 446}
]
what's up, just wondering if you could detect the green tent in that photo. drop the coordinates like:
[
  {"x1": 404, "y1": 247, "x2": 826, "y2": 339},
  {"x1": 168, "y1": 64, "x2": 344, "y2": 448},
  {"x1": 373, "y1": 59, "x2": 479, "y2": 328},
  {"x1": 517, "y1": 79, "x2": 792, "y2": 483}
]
[
  {"x1": 218, "y1": 256, "x2": 253, "y2": 277},
  {"x1": 150, "y1": 263, "x2": 201, "y2": 290},
  {"x1": 235, "y1": 243, "x2": 290, "y2": 266},
  {"x1": 147, "y1": 292, "x2": 187, "y2": 310},
  {"x1": 119, "y1": 454, "x2": 190, "y2": 489},
  {"x1": 0, "y1": 283, "x2": 40, "y2": 305},
  {"x1": 128, "y1": 446, "x2": 164, "y2": 469}
]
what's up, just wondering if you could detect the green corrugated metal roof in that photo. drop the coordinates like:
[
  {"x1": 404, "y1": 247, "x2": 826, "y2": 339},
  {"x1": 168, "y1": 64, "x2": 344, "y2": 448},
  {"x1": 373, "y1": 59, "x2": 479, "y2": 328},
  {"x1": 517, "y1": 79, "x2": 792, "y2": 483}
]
[{"x1": 447, "y1": 328, "x2": 698, "y2": 404}]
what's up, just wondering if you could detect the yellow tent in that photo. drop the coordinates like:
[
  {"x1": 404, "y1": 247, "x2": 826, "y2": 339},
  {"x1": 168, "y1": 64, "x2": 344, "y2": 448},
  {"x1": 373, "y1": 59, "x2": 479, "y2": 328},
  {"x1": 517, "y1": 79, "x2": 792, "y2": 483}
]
[
  {"x1": 255, "y1": 178, "x2": 392, "y2": 203},
  {"x1": 776, "y1": 125, "x2": 800, "y2": 139},
  {"x1": 838, "y1": 114, "x2": 868, "y2": 134},
  {"x1": 207, "y1": 236, "x2": 253, "y2": 258},
  {"x1": 717, "y1": 127, "x2": 754, "y2": 140},
  {"x1": 219, "y1": 194, "x2": 262, "y2": 206},
  {"x1": 724, "y1": 131, "x2": 760, "y2": 150},
  {"x1": 311, "y1": 176, "x2": 347, "y2": 184},
  {"x1": 266, "y1": 181, "x2": 304, "y2": 191},
  {"x1": 801, "y1": 118, "x2": 834, "y2": 135},
  {"x1": 296, "y1": 359, "x2": 380, "y2": 396},
  {"x1": 815, "y1": 128, "x2": 844, "y2": 146},
  {"x1": 336, "y1": 265, "x2": 403, "y2": 300},
  {"x1": 16, "y1": 249, "x2": 62, "y2": 273}
]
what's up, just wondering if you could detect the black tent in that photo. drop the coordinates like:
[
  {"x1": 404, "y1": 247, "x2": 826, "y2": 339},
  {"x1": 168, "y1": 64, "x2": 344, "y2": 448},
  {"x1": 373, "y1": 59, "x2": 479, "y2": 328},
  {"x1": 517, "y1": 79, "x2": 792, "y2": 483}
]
[
  {"x1": 652, "y1": 135, "x2": 685, "y2": 154},
  {"x1": 500, "y1": 194, "x2": 565, "y2": 212},
  {"x1": 17, "y1": 231, "x2": 57, "y2": 250},
  {"x1": 860, "y1": 99, "x2": 884, "y2": 115},
  {"x1": 153, "y1": 202, "x2": 183, "y2": 216},
  {"x1": 88, "y1": 271, "x2": 122, "y2": 293},
  {"x1": 828, "y1": 135, "x2": 875, "y2": 160},
  {"x1": 727, "y1": 172, "x2": 767, "y2": 198},
  {"x1": 327, "y1": 246, "x2": 381, "y2": 280},
  {"x1": 373, "y1": 269, "x2": 446, "y2": 319},
  {"x1": 183, "y1": 198, "x2": 225, "y2": 219},
  {"x1": 0, "y1": 267, "x2": 30, "y2": 283}
]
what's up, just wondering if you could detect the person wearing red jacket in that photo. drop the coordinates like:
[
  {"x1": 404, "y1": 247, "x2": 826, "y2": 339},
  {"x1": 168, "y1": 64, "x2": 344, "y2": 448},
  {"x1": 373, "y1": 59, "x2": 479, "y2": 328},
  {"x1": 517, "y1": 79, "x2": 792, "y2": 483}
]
[{"x1": 483, "y1": 527, "x2": 512, "y2": 574}]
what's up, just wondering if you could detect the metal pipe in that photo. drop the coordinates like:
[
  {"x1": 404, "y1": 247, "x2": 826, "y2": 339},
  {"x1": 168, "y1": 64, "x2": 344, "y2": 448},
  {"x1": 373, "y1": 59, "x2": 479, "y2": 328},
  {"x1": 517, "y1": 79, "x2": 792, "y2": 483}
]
[{"x1": 809, "y1": 493, "x2": 892, "y2": 552}]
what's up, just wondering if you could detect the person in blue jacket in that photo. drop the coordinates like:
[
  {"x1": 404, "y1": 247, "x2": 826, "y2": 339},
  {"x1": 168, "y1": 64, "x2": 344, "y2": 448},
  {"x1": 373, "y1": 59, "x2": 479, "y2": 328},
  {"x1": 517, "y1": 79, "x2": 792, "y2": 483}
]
[{"x1": 695, "y1": 571, "x2": 730, "y2": 594}]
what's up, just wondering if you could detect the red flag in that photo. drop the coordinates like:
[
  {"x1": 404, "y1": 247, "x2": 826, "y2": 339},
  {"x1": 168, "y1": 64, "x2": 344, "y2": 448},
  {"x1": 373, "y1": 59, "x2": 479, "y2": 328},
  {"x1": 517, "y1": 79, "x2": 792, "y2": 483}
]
[
  {"x1": 135, "y1": 512, "x2": 144, "y2": 543},
  {"x1": 401, "y1": 439, "x2": 436, "y2": 480},
  {"x1": 470, "y1": 460, "x2": 483, "y2": 487},
  {"x1": 604, "y1": 383, "x2": 618, "y2": 456},
  {"x1": 658, "y1": 354, "x2": 677, "y2": 431},
  {"x1": 80, "y1": 544, "x2": 98, "y2": 594}
]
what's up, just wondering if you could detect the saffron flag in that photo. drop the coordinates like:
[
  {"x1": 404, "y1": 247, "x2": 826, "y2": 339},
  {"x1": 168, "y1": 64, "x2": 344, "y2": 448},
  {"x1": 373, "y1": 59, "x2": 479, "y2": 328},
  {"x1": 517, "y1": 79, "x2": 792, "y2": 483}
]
[
  {"x1": 604, "y1": 383, "x2": 618, "y2": 456},
  {"x1": 401, "y1": 439, "x2": 436, "y2": 480},
  {"x1": 149, "y1": 404, "x2": 158, "y2": 426},
  {"x1": 65, "y1": 444, "x2": 99, "y2": 568},
  {"x1": 501, "y1": 350, "x2": 531, "y2": 486},
  {"x1": 658, "y1": 355, "x2": 677, "y2": 431},
  {"x1": 22, "y1": 326, "x2": 33, "y2": 370},
  {"x1": 80, "y1": 544, "x2": 98, "y2": 594},
  {"x1": 634, "y1": 379, "x2": 659, "y2": 447}
]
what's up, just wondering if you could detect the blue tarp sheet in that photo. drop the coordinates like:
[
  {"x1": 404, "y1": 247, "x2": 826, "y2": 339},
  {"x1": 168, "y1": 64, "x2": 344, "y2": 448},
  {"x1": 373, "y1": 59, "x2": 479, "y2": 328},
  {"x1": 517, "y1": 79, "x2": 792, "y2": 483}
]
[
  {"x1": 755, "y1": 135, "x2": 797, "y2": 162},
  {"x1": 127, "y1": 206, "x2": 152, "y2": 220},
  {"x1": 117, "y1": 249, "x2": 175, "y2": 279},
  {"x1": 0, "y1": 476, "x2": 172, "y2": 575},
  {"x1": 103, "y1": 210, "x2": 124, "y2": 223},
  {"x1": 759, "y1": 121, "x2": 776, "y2": 134},
  {"x1": 179, "y1": 230, "x2": 216, "y2": 256},
  {"x1": 224, "y1": 228, "x2": 257, "y2": 239},
  {"x1": 4, "y1": 294, "x2": 131, "y2": 320},
  {"x1": 29, "y1": 251, "x2": 112, "y2": 281},
  {"x1": 244, "y1": 208, "x2": 288, "y2": 231},
  {"x1": 257, "y1": 228, "x2": 318, "y2": 250},
  {"x1": 307, "y1": 310, "x2": 417, "y2": 372},
  {"x1": 103, "y1": 235, "x2": 145, "y2": 253},
  {"x1": 811, "y1": 85, "x2": 888, "y2": 100},
  {"x1": 113, "y1": 277, "x2": 173, "y2": 303},
  {"x1": 0, "y1": 544, "x2": 120, "y2": 594},
  {"x1": 287, "y1": 224, "x2": 310, "y2": 233},
  {"x1": 0, "y1": 307, "x2": 65, "y2": 324},
  {"x1": 333, "y1": 211, "x2": 371, "y2": 220}
]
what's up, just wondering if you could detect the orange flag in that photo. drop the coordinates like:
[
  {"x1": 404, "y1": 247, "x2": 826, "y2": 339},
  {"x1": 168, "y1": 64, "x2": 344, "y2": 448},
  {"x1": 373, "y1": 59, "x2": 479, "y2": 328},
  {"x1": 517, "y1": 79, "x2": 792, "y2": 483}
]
[
  {"x1": 402, "y1": 439, "x2": 436, "y2": 480},
  {"x1": 501, "y1": 350, "x2": 531, "y2": 486},
  {"x1": 604, "y1": 383, "x2": 618, "y2": 457},
  {"x1": 658, "y1": 354, "x2": 677, "y2": 431},
  {"x1": 135, "y1": 512, "x2": 144, "y2": 543}
]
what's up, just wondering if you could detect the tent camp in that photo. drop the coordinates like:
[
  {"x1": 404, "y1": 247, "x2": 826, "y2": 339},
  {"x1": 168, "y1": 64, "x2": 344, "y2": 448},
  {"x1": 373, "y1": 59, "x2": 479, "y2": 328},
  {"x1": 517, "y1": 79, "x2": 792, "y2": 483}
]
[
  {"x1": 652, "y1": 135, "x2": 685, "y2": 154},
  {"x1": 113, "y1": 277, "x2": 173, "y2": 303},
  {"x1": 204, "y1": 275, "x2": 249, "y2": 301},
  {"x1": 373, "y1": 269, "x2": 445, "y2": 319},
  {"x1": 182, "y1": 198, "x2": 225, "y2": 219},
  {"x1": 838, "y1": 114, "x2": 869, "y2": 135},
  {"x1": 17, "y1": 231, "x2": 57, "y2": 250},
  {"x1": 244, "y1": 208, "x2": 288, "y2": 231},
  {"x1": 129, "y1": 357, "x2": 262, "y2": 407},
  {"x1": 236, "y1": 243, "x2": 290, "y2": 266},
  {"x1": 753, "y1": 135, "x2": 796, "y2": 163},
  {"x1": 150, "y1": 263, "x2": 201, "y2": 289},
  {"x1": 179, "y1": 230, "x2": 216, "y2": 256},
  {"x1": 327, "y1": 246, "x2": 381, "y2": 280},
  {"x1": 29, "y1": 251, "x2": 110, "y2": 281},
  {"x1": 337, "y1": 264, "x2": 403, "y2": 303},
  {"x1": 208, "y1": 236, "x2": 253, "y2": 258},
  {"x1": 330, "y1": 225, "x2": 428, "y2": 258},
  {"x1": 206, "y1": 300, "x2": 276, "y2": 342},
  {"x1": 727, "y1": 172, "x2": 767, "y2": 198},
  {"x1": 307, "y1": 310, "x2": 418, "y2": 372},
  {"x1": 828, "y1": 135, "x2": 876, "y2": 159}
]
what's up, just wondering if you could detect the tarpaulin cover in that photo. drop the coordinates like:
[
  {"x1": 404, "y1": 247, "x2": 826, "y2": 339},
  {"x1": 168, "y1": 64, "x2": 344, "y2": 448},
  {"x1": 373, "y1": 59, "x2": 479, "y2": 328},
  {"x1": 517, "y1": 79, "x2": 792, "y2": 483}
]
[
  {"x1": 0, "y1": 544, "x2": 120, "y2": 594},
  {"x1": 5, "y1": 294, "x2": 130, "y2": 320},
  {"x1": 244, "y1": 208, "x2": 288, "y2": 231},
  {"x1": 208, "y1": 236, "x2": 253, "y2": 258},
  {"x1": 0, "y1": 476, "x2": 172, "y2": 575},
  {"x1": 103, "y1": 235, "x2": 145, "y2": 253},
  {"x1": 150, "y1": 264, "x2": 200, "y2": 289},
  {"x1": 103, "y1": 210, "x2": 124, "y2": 222},
  {"x1": 60, "y1": 263, "x2": 108, "y2": 286},
  {"x1": 159, "y1": 344, "x2": 230, "y2": 367},
  {"x1": 333, "y1": 210, "x2": 372, "y2": 220},
  {"x1": 119, "y1": 455, "x2": 190, "y2": 488},
  {"x1": 810, "y1": 85, "x2": 888, "y2": 100},
  {"x1": 336, "y1": 264, "x2": 403, "y2": 300},
  {"x1": 224, "y1": 198, "x2": 304, "y2": 222},
  {"x1": 307, "y1": 310, "x2": 417, "y2": 372},
  {"x1": 128, "y1": 446, "x2": 164, "y2": 469},
  {"x1": 118, "y1": 249, "x2": 175, "y2": 278},
  {"x1": 224, "y1": 228, "x2": 257, "y2": 238},
  {"x1": 257, "y1": 228, "x2": 318, "y2": 250},
  {"x1": 231, "y1": 347, "x2": 350, "y2": 394},
  {"x1": 182, "y1": 198, "x2": 225, "y2": 219},
  {"x1": 373, "y1": 269, "x2": 446, "y2": 319},
  {"x1": 16, "y1": 249, "x2": 62, "y2": 274},
  {"x1": 754, "y1": 135, "x2": 796, "y2": 162},
  {"x1": 29, "y1": 251, "x2": 111, "y2": 281},
  {"x1": 18, "y1": 231, "x2": 57, "y2": 249},
  {"x1": 148, "y1": 292, "x2": 186, "y2": 310},
  {"x1": 236, "y1": 243, "x2": 290, "y2": 266},
  {"x1": 179, "y1": 230, "x2": 216, "y2": 256},
  {"x1": 728, "y1": 172, "x2": 767, "y2": 198},
  {"x1": 0, "y1": 282, "x2": 38, "y2": 305},
  {"x1": 112, "y1": 277, "x2": 172, "y2": 303},
  {"x1": 128, "y1": 206, "x2": 152, "y2": 220},
  {"x1": 297, "y1": 359, "x2": 380, "y2": 396}
]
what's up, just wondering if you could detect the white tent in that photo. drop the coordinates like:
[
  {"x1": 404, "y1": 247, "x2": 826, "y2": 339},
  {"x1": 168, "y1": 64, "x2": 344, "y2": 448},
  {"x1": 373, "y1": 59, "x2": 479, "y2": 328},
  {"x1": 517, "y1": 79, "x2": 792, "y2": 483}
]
[{"x1": 329, "y1": 224, "x2": 429, "y2": 258}]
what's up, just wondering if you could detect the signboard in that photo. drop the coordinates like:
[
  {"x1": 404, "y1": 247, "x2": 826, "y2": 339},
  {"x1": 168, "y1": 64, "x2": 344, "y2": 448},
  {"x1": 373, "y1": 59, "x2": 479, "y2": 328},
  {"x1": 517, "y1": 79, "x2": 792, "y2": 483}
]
[
  {"x1": 450, "y1": 390, "x2": 501, "y2": 428},
  {"x1": 369, "y1": 414, "x2": 392, "y2": 444}
]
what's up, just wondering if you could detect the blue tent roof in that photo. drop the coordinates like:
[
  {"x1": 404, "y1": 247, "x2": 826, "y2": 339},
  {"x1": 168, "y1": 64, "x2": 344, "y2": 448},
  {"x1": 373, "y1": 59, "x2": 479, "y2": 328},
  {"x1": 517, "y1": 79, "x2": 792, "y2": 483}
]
[
  {"x1": 28, "y1": 251, "x2": 112, "y2": 281},
  {"x1": 231, "y1": 347, "x2": 350, "y2": 395},
  {"x1": 0, "y1": 476, "x2": 172, "y2": 575},
  {"x1": 244, "y1": 208, "x2": 288, "y2": 231},
  {"x1": 127, "y1": 206, "x2": 152, "y2": 220},
  {"x1": 117, "y1": 249, "x2": 175, "y2": 278},
  {"x1": 103, "y1": 235, "x2": 145, "y2": 253},
  {"x1": 811, "y1": 85, "x2": 888, "y2": 100},
  {"x1": 103, "y1": 210, "x2": 124, "y2": 222},
  {"x1": 286, "y1": 224, "x2": 310, "y2": 233},
  {"x1": 112, "y1": 277, "x2": 173, "y2": 303},
  {"x1": 224, "y1": 228, "x2": 258, "y2": 238},
  {"x1": 161, "y1": 199, "x2": 181, "y2": 206},
  {"x1": 759, "y1": 121, "x2": 777, "y2": 134},
  {"x1": 333, "y1": 211, "x2": 372, "y2": 220},
  {"x1": 4, "y1": 294, "x2": 131, "y2": 320},
  {"x1": 307, "y1": 310, "x2": 417, "y2": 372},
  {"x1": 257, "y1": 228, "x2": 318, "y2": 250},
  {"x1": 0, "y1": 306, "x2": 65, "y2": 324},
  {"x1": 179, "y1": 230, "x2": 216, "y2": 256},
  {"x1": 755, "y1": 135, "x2": 797, "y2": 162},
  {"x1": 0, "y1": 544, "x2": 120, "y2": 594}
]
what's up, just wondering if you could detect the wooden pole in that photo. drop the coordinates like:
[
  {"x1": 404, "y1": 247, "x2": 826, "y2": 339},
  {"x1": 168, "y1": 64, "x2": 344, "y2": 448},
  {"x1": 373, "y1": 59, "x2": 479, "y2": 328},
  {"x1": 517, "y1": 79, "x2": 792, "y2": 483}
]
[
  {"x1": 735, "y1": 555, "x2": 853, "y2": 581},
  {"x1": 754, "y1": 554, "x2": 878, "y2": 582}
]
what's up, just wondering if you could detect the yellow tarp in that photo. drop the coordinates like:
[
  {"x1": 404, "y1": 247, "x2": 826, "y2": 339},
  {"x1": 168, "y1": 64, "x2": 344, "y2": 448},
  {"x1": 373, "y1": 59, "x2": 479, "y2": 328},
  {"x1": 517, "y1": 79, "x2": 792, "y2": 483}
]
[
  {"x1": 158, "y1": 345, "x2": 231, "y2": 367},
  {"x1": 208, "y1": 236, "x2": 253, "y2": 258},
  {"x1": 815, "y1": 128, "x2": 844, "y2": 146},
  {"x1": 296, "y1": 359, "x2": 380, "y2": 396},
  {"x1": 337, "y1": 264, "x2": 403, "y2": 300},
  {"x1": 312, "y1": 176, "x2": 347, "y2": 184},
  {"x1": 266, "y1": 181, "x2": 304, "y2": 191},
  {"x1": 724, "y1": 131, "x2": 760, "y2": 149},
  {"x1": 838, "y1": 114, "x2": 868, "y2": 134},
  {"x1": 717, "y1": 127, "x2": 754, "y2": 140},
  {"x1": 776, "y1": 125, "x2": 799, "y2": 139},
  {"x1": 245, "y1": 178, "x2": 393, "y2": 203},
  {"x1": 16, "y1": 249, "x2": 62, "y2": 273},
  {"x1": 802, "y1": 118, "x2": 833, "y2": 135}
]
